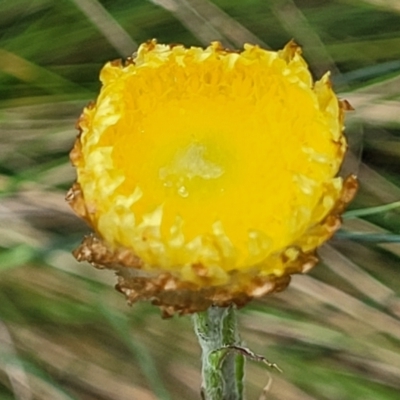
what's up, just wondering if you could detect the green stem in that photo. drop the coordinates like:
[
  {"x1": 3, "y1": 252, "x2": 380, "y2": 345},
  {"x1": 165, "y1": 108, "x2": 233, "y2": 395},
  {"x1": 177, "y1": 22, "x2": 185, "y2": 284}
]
[{"x1": 193, "y1": 305, "x2": 245, "y2": 400}]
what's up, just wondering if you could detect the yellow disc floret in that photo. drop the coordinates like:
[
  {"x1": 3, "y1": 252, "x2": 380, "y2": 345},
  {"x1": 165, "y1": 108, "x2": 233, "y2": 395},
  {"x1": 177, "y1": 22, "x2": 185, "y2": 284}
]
[{"x1": 68, "y1": 40, "x2": 357, "y2": 315}]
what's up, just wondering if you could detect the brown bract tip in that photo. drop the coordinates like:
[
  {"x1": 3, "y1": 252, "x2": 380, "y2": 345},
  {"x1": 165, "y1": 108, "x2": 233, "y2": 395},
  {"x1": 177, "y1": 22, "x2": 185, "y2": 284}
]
[
  {"x1": 73, "y1": 234, "x2": 143, "y2": 269},
  {"x1": 71, "y1": 234, "x2": 323, "y2": 317},
  {"x1": 340, "y1": 99, "x2": 354, "y2": 111},
  {"x1": 66, "y1": 182, "x2": 91, "y2": 224},
  {"x1": 280, "y1": 39, "x2": 301, "y2": 62}
]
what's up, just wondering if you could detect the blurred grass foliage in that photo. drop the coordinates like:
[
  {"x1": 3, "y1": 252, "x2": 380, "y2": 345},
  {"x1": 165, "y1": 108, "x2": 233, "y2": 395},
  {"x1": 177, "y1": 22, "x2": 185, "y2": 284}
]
[{"x1": 1, "y1": 0, "x2": 400, "y2": 399}]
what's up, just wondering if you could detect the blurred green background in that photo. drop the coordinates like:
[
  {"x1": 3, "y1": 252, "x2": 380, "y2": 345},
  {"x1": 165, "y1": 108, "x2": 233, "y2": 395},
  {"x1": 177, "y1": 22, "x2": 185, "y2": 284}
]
[{"x1": 1, "y1": 0, "x2": 400, "y2": 399}]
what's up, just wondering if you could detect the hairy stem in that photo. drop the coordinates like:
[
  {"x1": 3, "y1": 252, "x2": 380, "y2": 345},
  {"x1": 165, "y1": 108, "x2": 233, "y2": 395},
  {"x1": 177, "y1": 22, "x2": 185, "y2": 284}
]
[{"x1": 193, "y1": 305, "x2": 245, "y2": 400}]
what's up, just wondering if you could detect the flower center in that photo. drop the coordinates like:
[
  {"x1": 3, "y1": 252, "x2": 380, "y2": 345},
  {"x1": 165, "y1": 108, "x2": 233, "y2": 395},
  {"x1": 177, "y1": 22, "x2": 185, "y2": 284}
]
[{"x1": 159, "y1": 142, "x2": 225, "y2": 198}]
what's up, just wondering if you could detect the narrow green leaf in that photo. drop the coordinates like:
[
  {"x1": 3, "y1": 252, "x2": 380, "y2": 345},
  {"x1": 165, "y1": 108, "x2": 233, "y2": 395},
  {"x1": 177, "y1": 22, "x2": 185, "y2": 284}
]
[
  {"x1": 0, "y1": 245, "x2": 36, "y2": 271},
  {"x1": 336, "y1": 231, "x2": 400, "y2": 243},
  {"x1": 344, "y1": 201, "x2": 400, "y2": 219}
]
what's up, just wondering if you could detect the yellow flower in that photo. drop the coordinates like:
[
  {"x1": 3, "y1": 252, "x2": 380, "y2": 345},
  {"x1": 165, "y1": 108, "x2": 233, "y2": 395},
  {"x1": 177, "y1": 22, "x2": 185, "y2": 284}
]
[{"x1": 67, "y1": 40, "x2": 357, "y2": 316}]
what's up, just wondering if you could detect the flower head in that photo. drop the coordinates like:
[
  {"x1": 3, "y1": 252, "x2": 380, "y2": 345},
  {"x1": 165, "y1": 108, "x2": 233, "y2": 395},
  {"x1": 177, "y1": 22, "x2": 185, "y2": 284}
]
[{"x1": 67, "y1": 40, "x2": 357, "y2": 316}]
